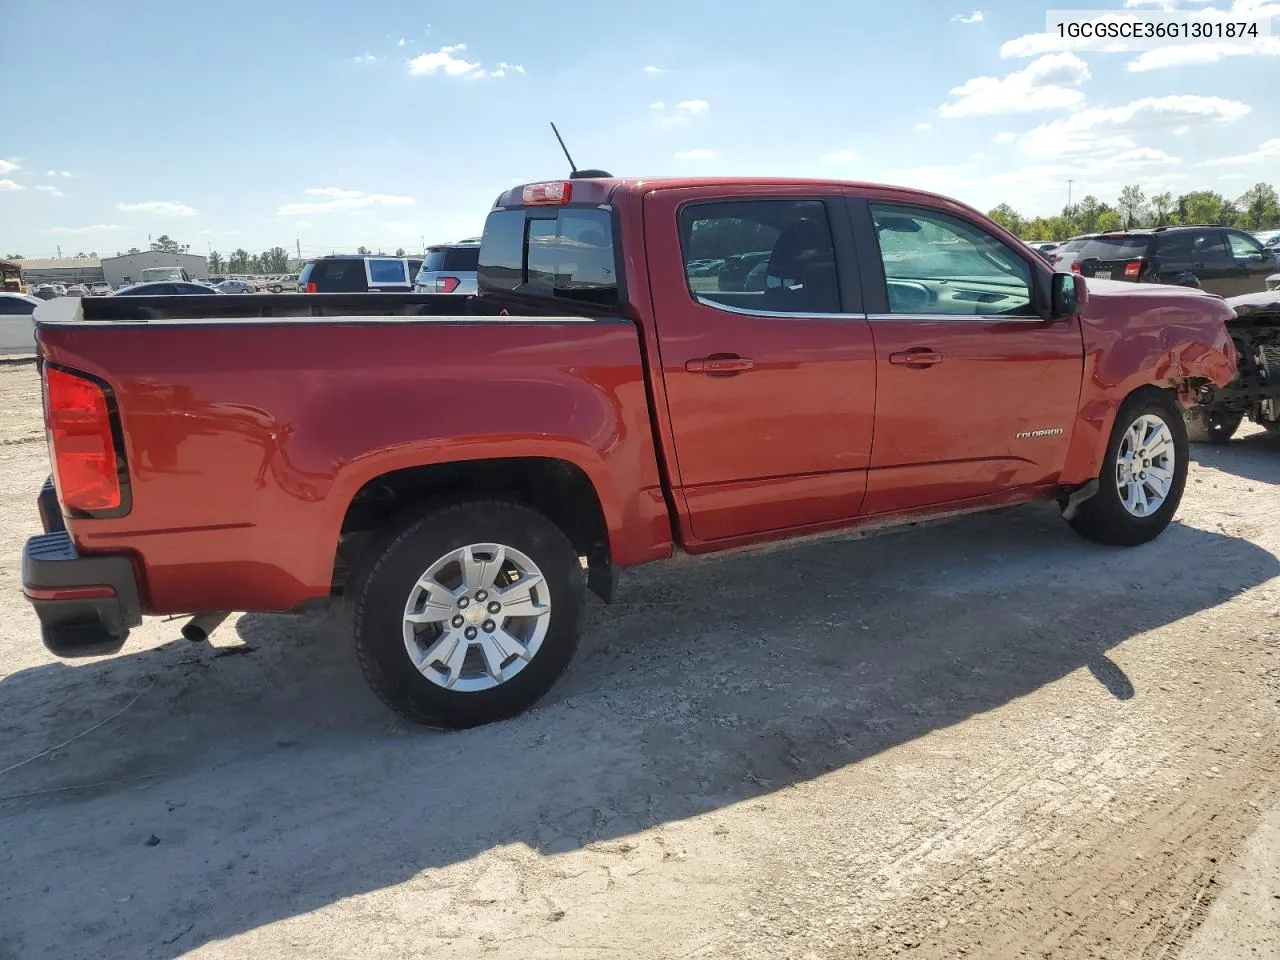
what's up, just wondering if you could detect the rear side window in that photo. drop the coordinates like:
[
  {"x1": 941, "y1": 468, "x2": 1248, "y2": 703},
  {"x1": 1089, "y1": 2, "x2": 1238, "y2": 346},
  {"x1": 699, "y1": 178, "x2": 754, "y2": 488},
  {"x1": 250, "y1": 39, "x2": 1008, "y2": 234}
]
[
  {"x1": 367, "y1": 259, "x2": 408, "y2": 284},
  {"x1": 478, "y1": 207, "x2": 617, "y2": 305},
  {"x1": 678, "y1": 199, "x2": 840, "y2": 315},
  {"x1": 1075, "y1": 236, "x2": 1153, "y2": 261},
  {"x1": 315, "y1": 260, "x2": 367, "y2": 292}
]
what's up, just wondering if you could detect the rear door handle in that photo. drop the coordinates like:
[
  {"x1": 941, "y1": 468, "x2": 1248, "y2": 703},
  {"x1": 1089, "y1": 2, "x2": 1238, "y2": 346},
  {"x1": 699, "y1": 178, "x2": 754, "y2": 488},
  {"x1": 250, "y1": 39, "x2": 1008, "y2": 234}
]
[
  {"x1": 686, "y1": 355, "x2": 755, "y2": 375},
  {"x1": 889, "y1": 348, "x2": 943, "y2": 368}
]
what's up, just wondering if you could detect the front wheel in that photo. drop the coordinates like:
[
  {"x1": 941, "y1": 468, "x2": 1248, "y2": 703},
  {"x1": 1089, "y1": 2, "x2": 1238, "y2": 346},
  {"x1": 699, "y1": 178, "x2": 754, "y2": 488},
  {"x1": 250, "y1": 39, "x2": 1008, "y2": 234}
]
[
  {"x1": 1185, "y1": 406, "x2": 1242, "y2": 444},
  {"x1": 349, "y1": 500, "x2": 584, "y2": 728},
  {"x1": 1065, "y1": 391, "x2": 1188, "y2": 547}
]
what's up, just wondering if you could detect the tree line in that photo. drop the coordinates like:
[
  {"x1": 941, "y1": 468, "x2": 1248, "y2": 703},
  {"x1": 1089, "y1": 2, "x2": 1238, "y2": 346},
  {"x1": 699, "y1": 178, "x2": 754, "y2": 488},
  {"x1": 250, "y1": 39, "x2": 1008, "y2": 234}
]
[
  {"x1": 988, "y1": 182, "x2": 1280, "y2": 241},
  {"x1": 208, "y1": 246, "x2": 292, "y2": 275}
]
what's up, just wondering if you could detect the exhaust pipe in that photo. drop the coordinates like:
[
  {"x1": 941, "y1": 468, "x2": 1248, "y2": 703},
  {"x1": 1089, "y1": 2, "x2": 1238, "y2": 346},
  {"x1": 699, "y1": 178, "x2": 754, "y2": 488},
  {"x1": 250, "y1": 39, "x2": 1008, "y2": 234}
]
[{"x1": 182, "y1": 611, "x2": 231, "y2": 643}]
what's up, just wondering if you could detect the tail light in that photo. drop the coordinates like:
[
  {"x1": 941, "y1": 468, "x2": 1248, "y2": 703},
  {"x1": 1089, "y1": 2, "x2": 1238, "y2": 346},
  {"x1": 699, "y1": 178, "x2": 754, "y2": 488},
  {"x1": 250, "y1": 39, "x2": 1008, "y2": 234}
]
[
  {"x1": 43, "y1": 366, "x2": 123, "y2": 512},
  {"x1": 434, "y1": 276, "x2": 460, "y2": 293},
  {"x1": 305, "y1": 281, "x2": 317, "y2": 293},
  {"x1": 1071, "y1": 261, "x2": 1081, "y2": 273},
  {"x1": 522, "y1": 181, "x2": 572, "y2": 205},
  {"x1": 1124, "y1": 258, "x2": 1144, "y2": 279}
]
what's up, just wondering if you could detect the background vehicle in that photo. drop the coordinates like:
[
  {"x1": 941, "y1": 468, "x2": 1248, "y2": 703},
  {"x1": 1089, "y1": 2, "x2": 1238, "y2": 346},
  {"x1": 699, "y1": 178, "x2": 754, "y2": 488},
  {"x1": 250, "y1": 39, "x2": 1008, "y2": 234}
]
[
  {"x1": 1072, "y1": 226, "x2": 1279, "y2": 297},
  {"x1": 298, "y1": 254, "x2": 424, "y2": 293},
  {"x1": 1184, "y1": 290, "x2": 1280, "y2": 443},
  {"x1": 137, "y1": 266, "x2": 194, "y2": 284},
  {"x1": 31, "y1": 284, "x2": 59, "y2": 301},
  {"x1": 111, "y1": 281, "x2": 221, "y2": 296},
  {"x1": 88, "y1": 282, "x2": 112, "y2": 297},
  {"x1": 64, "y1": 284, "x2": 88, "y2": 298},
  {"x1": 0, "y1": 292, "x2": 39, "y2": 355},
  {"x1": 213, "y1": 279, "x2": 258, "y2": 295},
  {"x1": 1048, "y1": 235, "x2": 1092, "y2": 271},
  {"x1": 414, "y1": 240, "x2": 480, "y2": 294},
  {"x1": 25, "y1": 175, "x2": 1237, "y2": 730}
]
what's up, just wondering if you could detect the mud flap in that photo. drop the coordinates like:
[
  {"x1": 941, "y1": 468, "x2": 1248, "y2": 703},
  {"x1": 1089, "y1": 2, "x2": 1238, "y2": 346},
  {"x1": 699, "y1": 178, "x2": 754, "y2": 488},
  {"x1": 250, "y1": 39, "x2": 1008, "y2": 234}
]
[{"x1": 1061, "y1": 479, "x2": 1100, "y2": 521}]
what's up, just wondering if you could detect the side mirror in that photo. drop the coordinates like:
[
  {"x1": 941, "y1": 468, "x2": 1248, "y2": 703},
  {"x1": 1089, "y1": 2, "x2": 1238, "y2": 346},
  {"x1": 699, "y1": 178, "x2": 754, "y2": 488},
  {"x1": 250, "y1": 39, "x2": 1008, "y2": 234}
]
[{"x1": 1050, "y1": 271, "x2": 1087, "y2": 319}]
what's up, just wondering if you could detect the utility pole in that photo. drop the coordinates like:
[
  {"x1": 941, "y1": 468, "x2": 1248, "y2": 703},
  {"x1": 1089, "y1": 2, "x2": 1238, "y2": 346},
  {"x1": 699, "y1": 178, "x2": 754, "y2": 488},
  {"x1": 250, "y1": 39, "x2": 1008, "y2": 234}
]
[
  {"x1": 1067, "y1": 179, "x2": 1074, "y2": 210},
  {"x1": 56, "y1": 244, "x2": 62, "y2": 258},
  {"x1": 296, "y1": 238, "x2": 301, "y2": 263}
]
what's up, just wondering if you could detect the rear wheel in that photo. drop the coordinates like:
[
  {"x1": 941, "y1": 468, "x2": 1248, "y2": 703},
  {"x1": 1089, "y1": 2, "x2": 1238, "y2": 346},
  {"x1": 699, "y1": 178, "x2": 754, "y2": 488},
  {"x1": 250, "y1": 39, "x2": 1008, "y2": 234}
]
[
  {"x1": 1185, "y1": 406, "x2": 1243, "y2": 444},
  {"x1": 350, "y1": 500, "x2": 584, "y2": 728},
  {"x1": 1065, "y1": 391, "x2": 1188, "y2": 547}
]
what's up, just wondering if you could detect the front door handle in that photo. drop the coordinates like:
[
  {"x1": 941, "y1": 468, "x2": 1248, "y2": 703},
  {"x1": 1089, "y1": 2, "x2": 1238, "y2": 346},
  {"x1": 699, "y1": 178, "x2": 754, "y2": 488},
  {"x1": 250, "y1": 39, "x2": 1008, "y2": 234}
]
[
  {"x1": 686, "y1": 354, "x2": 755, "y2": 376},
  {"x1": 889, "y1": 348, "x2": 943, "y2": 368}
]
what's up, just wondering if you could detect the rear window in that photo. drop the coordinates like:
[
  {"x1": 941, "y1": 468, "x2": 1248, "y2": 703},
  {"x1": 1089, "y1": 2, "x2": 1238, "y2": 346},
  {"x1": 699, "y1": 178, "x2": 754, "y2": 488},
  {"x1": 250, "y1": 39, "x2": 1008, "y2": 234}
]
[
  {"x1": 478, "y1": 207, "x2": 617, "y2": 306},
  {"x1": 1074, "y1": 236, "x2": 1153, "y2": 261},
  {"x1": 425, "y1": 247, "x2": 480, "y2": 272},
  {"x1": 367, "y1": 258, "x2": 408, "y2": 284}
]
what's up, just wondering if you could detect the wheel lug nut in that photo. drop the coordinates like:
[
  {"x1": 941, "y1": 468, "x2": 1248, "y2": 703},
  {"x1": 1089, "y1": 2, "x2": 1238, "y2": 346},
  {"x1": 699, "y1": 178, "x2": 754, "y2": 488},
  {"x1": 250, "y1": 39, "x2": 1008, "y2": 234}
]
[
  {"x1": 464, "y1": 626, "x2": 477, "y2": 640},
  {"x1": 476, "y1": 590, "x2": 488, "y2": 601},
  {"x1": 458, "y1": 597, "x2": 469, "y2": 609},
  {"x1": 451, "y1": 615, "x2": 464, "y2": 628},
  {"x1": 487, "y1": 601, "x2": 501, "y2": 614},
  {"x1": 483, "y1": 619, "x2": 495, "y2": 632}
]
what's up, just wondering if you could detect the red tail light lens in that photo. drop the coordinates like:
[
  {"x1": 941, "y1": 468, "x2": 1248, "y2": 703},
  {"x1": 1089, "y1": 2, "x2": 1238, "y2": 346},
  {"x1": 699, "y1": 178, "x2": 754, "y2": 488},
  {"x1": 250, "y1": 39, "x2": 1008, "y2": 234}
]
[
  {"x1": 1124, "y1": 259, "x2": 1144, "y2": 279},
  {"x1": 434, "y1": 276, "x2": 460, "y2": 293},
  {"x1": 522, "y1": 181, "x2": 572, "y2": 205},
  {"x1": 306, "y1": 281, "x2": 317, "y2": 293},
  {"x1": 1071, "y1": 262, "x2": 1081, "y2": 273},
  {"x1": 44, "y1": 367, "x2": 122, "y2": 512}
]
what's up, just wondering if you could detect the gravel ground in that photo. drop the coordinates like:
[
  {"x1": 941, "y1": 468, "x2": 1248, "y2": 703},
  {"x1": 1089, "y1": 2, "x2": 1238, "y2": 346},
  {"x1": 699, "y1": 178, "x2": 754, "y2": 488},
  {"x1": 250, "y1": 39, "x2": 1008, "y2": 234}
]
[{"x1": 0, "y1": 359, "x2": 1276, "y2": 960}]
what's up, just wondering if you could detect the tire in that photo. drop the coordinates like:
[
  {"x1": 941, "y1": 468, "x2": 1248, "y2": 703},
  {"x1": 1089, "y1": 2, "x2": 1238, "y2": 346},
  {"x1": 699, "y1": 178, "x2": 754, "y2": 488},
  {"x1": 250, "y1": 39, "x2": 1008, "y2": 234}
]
[
  {"x1": 270, "y1": 285, "x2": 282, "y2": 294},
  {"x1": 1065, "y1": 390, "x2": 1188, "y2": 547},
  {"x1": 349, "y1": 500, "x2": 584, "y2": 729},
  {"x1": 1262, "y1": 420, "x2": 1280, "y2": 437},
  {"x1": 1184, "y1": 406, "x2": 1243, "y2": 444}
]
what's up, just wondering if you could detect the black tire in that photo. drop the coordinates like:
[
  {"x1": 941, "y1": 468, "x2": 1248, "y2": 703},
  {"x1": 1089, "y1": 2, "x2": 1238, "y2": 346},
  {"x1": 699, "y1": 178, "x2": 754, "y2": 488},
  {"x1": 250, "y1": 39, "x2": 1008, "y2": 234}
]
[
  {"x1": 1065, "y1": 390, "x2": 1188, "y2": 547},
  {"x1": 1184, "y1": 406, "x2": 1243, "y2": 444},
  {"x1": 349, "y1": 500, "x2": 584, "y2": 729},
  {"x1": 1262, "y1": 420, "x2": 1280, "y2": 437}
]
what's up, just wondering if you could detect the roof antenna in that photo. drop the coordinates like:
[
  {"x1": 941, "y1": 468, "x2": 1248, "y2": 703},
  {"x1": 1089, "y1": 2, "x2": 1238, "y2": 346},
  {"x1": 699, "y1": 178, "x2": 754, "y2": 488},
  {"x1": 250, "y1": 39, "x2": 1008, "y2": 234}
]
[{"x1": 550, "y1": 122, "x2": 612, "y2": 180}]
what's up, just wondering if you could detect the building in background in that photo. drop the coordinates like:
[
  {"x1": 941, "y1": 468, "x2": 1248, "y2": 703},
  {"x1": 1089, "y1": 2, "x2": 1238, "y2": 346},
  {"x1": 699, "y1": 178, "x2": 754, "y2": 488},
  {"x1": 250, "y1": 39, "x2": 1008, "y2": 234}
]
[
  {"x1": 100, "y1": 251, "x2": 208, "y2": 287},
  {"x1": 15, "y1": 258, "x2": 106, "y2": 287}
]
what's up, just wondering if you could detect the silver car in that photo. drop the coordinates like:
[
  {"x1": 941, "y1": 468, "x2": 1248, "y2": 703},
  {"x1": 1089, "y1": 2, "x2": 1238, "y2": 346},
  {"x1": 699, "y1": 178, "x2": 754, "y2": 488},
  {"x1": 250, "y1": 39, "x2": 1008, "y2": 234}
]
[{"x1": 414, "y1": 239, "x2": 480, "y2": 295}]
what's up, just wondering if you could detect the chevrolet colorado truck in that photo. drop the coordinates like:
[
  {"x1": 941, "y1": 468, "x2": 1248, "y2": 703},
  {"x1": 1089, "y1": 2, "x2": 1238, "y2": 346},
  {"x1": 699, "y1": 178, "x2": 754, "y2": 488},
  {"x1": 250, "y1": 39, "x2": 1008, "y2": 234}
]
[{"x1": 24, "y1": 176, "x2": 1239, "y2": 728}]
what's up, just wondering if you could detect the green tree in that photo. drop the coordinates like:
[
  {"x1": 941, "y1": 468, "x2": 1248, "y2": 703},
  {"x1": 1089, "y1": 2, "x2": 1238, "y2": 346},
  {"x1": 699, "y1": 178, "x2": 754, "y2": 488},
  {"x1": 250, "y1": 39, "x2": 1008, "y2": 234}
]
[
  {"x1": 1236, "y1": 182, "x2": 1280, "y2": 230},
  {"x1": 208, "y1": 250, "x2": 224, "y2": 273},
  {"x1": 228, "y1": 248, "x2": 250, "y2": 273},
  {"x1": 1096, "y1": 209, "x2": 1124, "y2": 232},
  {"x1": 1177, "y1": 190, "x2": 1236, "y2": 226},
  {"x1": 394, "y1": 247, "x2": 406, "y2": 257},
  {"x1": 126, "y1": 247, "x2": 142, "y2": 255},
  {"x1": 150, "y1": 234, "x2": 190, "y2": 254},
  {"x1": 260, "y1": 246, "x2": 290, "y2": 272},
  {"x1": 1150, "y1": 192, "x2": 1174, "y2": 227},
  {"x1": 356, "y1": 245, "x2": 371, "y2": 255},
  {"x1": 987, "y1": 203, "x2": 1025, "y2": 236},
  {"x1": 1076, "y1": 196, "x2": 1101, "y2": 233},
  {"x1": 3, "y1": 253, "x2": 23, "y2": 259},
  {"x1": 1117, "y1": 185, "x2": 1147, "y2": 229}
]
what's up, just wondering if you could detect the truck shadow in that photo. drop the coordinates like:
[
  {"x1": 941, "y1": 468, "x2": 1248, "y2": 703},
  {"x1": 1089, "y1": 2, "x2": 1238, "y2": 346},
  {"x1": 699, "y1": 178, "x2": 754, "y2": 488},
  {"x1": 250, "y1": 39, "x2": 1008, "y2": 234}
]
[
  {"x1": 0, "y1": 503, "x2": 1276, "y2": 958},
  {"x1": 1188, "y1": 428, "x2": 1280, "y2": 484}
]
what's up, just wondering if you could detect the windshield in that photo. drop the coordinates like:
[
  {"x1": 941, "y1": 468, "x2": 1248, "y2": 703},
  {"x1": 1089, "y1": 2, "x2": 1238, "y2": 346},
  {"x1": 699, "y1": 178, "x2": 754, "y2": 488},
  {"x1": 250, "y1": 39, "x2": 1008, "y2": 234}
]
[{"x1": 139, "y1": 267, "x2": 182, "y2": 282}]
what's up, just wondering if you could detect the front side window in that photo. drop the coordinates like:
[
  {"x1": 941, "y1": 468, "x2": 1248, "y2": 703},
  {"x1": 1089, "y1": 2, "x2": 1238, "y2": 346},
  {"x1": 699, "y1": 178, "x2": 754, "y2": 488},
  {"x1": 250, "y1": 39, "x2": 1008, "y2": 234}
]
[
  {"x1": 1191, "y1": 231, "x2": 1230, "y2": 263},
  {"x1": 1226, "y1": 231, "x2": 1266, "y2": 261},
  {"x1": 367, "y1": 259, "x2": 408, "y2": 284},
  {"x1": 679, "y1": 199, "x2": 840, "y2": 315},
  {"x1": 870, "y1": 203, "x2": 1033, "y2": 317}
]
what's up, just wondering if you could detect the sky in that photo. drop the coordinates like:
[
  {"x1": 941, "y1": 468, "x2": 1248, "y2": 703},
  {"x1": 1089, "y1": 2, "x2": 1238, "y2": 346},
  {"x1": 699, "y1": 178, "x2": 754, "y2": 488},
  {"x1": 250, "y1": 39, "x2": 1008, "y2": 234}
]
[{"x1": 1, "y1": 0, "x2": 1278, "y2": 259}]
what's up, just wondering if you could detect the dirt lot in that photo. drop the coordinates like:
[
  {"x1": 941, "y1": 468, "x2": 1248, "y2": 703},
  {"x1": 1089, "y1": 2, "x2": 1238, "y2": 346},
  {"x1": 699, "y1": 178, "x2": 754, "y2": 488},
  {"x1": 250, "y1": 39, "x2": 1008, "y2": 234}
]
[{"x1": 0, "y1": 360, "x2": 1277, "y2": 960}]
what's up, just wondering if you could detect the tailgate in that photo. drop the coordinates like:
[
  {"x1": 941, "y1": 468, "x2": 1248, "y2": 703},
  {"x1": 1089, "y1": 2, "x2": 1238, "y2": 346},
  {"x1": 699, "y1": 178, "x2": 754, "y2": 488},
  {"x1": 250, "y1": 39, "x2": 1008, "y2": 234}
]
[{"x1": 1076, "y1": 258, "x2": 1139, "y2": 282}]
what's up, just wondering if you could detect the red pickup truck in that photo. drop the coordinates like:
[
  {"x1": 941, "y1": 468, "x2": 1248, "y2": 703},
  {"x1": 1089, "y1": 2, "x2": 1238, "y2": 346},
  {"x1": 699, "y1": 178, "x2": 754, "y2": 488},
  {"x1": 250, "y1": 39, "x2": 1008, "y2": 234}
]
[{"x1": 25, "y1": 175, "x2": 1238, "y2": 728}]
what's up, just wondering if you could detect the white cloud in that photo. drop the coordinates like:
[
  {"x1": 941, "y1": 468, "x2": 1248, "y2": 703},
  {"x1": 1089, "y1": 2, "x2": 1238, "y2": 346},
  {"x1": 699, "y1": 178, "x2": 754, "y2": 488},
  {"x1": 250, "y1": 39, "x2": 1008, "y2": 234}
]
[
  {"x1": 643, "y1": 65, "x2": 663, "y2": 73},
  {"x1": 197, "y1": 229, "x2": 213, "y2": 235},
  {"x1": 397, "y1": 38, "x2": 406, "y2": 47},
  {"x1": 994, "y1": 131, "x2": 1017, "y2": 143},
  {"x1": 46, "y1": 224, "x2": 124, "y2": 235},
  {"x1": 1111, "y1": 147, "x2": 1182, "y2": 164},
  {"x1": 293, "y1": 220, "x2": 315, "y2": 230},
  {"x1": 820, "y1": 149, "x2": 859, "y2": 164},
  {"x1": 952, "y1": 11, "x2": 984, "y2": 23},
  {"x1": 116, "y1": 200, "x2": 198, "y2": 217},
  {"x1": 35, "y1": 185, "x2": 63, "y2": 196},
  {"x1": 913, "y1": 122, "x2": 934, "y2": 133},
  {"x1": 304, "y1": 187, "x2": 364, "y2": 199},
  {"x1": 1218, "y1": 172, "x2": 1251, "y2": 180},
  {"x1": 1198, "y1": 138, "x2": 1280, "y2": 167},
  {"x1": 60, "y1": 170, "x2": 72, "y2": 178},
  {"x1": 407, "y1": 43, "x2": 481, "y2": 77},
  {"x1": 0, "y1": 180, "x2": 23, "y2": 192},
  {"x1": 0, "y1": 158, "x2": 19, "y2": 175},
  {"x1": 939, "y1": 52, "x2": 1089, "y2": 118},
  {"x1": 651, "y1": 100, "x2": 711, "y2": 124},
  {"x1": 1018, "y1": 94, "x2": 1250, "y2": 159},
  {"x1": 489, "y1": 61, "x2": 526, "y2": 78},
  {"x1": 277, "y1": 189, "x2": 415, "y2": 215},
  {"x1": 1127, "y1": 36, "x2": 1280, "y2": 71},
  {"x1": 674, "y1": 149, "x2": 720, "y2": 160},
  {"x1": 352, "y1": 54, "x2": 380, "y2": 64}
]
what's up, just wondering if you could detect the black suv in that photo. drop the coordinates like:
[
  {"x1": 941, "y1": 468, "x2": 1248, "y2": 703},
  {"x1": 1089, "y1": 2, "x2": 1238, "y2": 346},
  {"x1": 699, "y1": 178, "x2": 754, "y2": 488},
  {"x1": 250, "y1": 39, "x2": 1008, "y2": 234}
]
[
  {"x1": 1072, "y1": 226, "x2": 1279, "y2": 298},
  {"x1": 298, "y1": 254, "x2": 424, "y2": 294}
]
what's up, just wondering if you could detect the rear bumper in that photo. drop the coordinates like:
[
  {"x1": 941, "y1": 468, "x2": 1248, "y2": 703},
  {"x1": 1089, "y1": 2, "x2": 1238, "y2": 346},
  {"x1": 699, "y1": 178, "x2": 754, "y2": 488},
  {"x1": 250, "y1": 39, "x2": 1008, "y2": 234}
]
[{"x1": 22, "y1": 479, "x2": 142, "y2": 658}]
